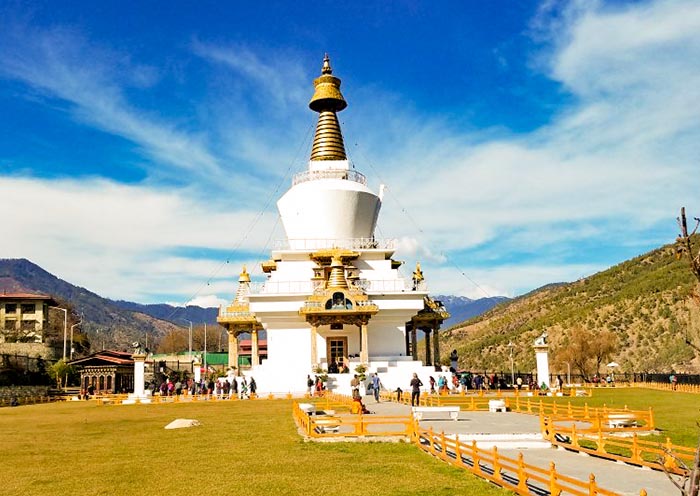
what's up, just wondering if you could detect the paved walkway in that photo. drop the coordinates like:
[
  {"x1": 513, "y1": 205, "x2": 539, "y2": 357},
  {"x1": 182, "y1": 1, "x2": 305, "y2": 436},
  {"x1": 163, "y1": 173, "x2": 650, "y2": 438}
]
[{"x1": 360, "y1": 398, "x2": 680, "y2": 496}]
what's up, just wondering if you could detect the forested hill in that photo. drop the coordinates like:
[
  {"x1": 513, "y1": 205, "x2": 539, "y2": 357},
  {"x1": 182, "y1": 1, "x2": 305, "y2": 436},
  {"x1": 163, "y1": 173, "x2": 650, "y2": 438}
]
[
  {"x1": 443, "y1": 236, "x2": 700, "y2": 374},
  {"x1": 0, "y1": 259, "x2": 211, "y2": 351}
]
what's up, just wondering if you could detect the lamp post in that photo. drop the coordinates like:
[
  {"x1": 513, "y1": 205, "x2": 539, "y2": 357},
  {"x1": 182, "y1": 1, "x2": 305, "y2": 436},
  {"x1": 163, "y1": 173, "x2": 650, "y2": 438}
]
[
  {"x1": 69, "y1": 315, "x2": 82, "y2": 360},
  {"x1": 178, "y1": 319, "x2": 193, "y2": 360},
  {"x1": 204, "y1": 323, "x2": 207, "y2": 372},
  {"x1": 49, "y1": 306, "x2": 68, "y2": 361},
  {"x1": 508, "y1": 341, "x2": 515, "y2": 386}
]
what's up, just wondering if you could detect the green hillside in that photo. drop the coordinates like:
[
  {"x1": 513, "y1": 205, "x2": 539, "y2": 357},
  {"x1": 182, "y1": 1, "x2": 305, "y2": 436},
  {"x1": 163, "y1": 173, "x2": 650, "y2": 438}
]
[{"x1": 442, "y1": 236, "x2": 700, "y2": 375}]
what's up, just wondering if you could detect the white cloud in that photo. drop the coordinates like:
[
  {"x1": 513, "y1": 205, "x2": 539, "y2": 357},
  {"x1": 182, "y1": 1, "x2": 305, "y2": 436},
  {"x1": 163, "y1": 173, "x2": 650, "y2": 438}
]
[
  {"x1": 2, "y1": 1, "x2": 699, "y2": 303},
  {"x1": 0, "y1": 176, "x2": 276, "y2": 302},
  {"x1": 186, "y1": 295, "x2": 228, "y2": 308},
  {"x1": 0, "y1": 25, "x2": 235, "y2": 185}
]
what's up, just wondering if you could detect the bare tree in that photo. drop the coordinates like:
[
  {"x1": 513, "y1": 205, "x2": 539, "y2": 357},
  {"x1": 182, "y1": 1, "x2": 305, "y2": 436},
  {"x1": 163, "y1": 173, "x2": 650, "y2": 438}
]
[
  {"x1": 677, "y1": 207, "x2": 700, "y2": 299},
  {"x1": 556, "y1": 326, "x2": 619, "y2": 381},
  {"x1": 672, "y1": 208, "x2": 700, "y2": 496}
]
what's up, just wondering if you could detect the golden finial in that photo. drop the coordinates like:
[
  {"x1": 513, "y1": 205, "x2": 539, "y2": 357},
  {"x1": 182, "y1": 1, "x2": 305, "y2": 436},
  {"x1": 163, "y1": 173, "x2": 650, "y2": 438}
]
[
  {"x1": 322, "y1": 53, "x2": 332, "y2": 74},
  {"x1": 309, "y1": 54, "x2": 347, "y2": 161},
  {"x1": 239, "y1": 266, "x2": 250, "y2": 283},
  {"x1": 412, "y1": 262, "x2": 424, "y2": 283}
]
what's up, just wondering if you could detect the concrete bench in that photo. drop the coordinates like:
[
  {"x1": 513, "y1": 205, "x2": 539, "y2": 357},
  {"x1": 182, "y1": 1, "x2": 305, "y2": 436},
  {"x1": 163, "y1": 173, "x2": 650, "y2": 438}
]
[
  {"x1": 412, "y1": 406, "x2": 459, "y2": 421},
  {"x1": 488, "y1": 399, "x2": 507, "y2": 412},
  {"x1": 607, "y1": 414, "x2": 638, "y2": 428},
  {"x1": 309, "y1": 410, "x2": 340, "y2": 433}
]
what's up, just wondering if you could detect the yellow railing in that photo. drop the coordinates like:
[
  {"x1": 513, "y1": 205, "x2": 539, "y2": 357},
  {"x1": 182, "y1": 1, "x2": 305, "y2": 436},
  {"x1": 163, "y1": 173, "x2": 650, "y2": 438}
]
[
  {"x1": 93, "y1": 391, "x2": 297, "y2": 405},
  {"x1": 542, "y1": 416, "x2": 694, "y2": 475},
  {"x1": 380, "y1": 390, "x2": 654, "y2": 430},
  {"x1": 631, "y1": 381, "x2": 700, "y2": 394},
  {"x1": 291, "y1": 401, "x2": 413, "y2": 438},
  {"x1": 412, "y1": 425, "x2": 646, "y2": 496},
  {"x1": 292, "y1": 395, "x2": 651, "y2": 495}
]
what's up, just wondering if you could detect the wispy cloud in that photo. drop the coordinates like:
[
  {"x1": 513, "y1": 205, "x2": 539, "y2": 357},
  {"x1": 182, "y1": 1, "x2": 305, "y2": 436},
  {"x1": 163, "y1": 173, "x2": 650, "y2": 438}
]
[{"x1": 0, "y1": 24, "x2": 225, "y2": 181}]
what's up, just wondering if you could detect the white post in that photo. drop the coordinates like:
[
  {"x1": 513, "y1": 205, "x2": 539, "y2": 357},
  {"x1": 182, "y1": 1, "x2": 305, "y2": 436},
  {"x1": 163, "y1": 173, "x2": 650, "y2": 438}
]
[
  {"x1": 126, "y1": 352, "x2": 150, "y2": 404},
  {"x1": 534, "y1": 335, "x2": 550, "y2": 389},
  {"x1": 193, "y1": 356, "x2": 202, "y2": 384}
]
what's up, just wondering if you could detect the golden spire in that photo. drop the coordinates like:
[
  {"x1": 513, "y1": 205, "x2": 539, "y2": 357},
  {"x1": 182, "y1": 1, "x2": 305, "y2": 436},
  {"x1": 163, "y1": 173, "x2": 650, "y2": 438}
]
[
  {"x1": 234, "y1": 266, "x2": 251, "y2": 304},
  {"x1": 309, "y1": 54, "x2": 347, "y2": 161},
  {"x1": 327, "y1": 256, "x2": 349, "y2": 289}
]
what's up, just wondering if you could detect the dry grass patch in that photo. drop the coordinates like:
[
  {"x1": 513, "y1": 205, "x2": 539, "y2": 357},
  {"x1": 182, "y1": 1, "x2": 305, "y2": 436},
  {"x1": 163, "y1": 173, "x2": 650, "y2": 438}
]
[{"x1": 0, "y1": 400, "x2": 509, "y2": 496}]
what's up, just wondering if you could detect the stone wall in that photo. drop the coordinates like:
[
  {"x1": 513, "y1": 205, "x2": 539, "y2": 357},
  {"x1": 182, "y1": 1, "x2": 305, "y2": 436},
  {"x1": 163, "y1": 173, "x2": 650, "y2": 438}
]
[{"x1": 0, "y1": 342, "x2": 57, "y2": 360}]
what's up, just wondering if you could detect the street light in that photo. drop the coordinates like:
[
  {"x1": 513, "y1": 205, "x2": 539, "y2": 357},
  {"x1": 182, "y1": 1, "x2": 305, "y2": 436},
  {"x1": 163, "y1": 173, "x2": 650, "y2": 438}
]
[
  {"x1": 69, "y1": 315, "x2": 82, "y2": 360},
  {"x1": 178, "y1": 318, "x2": 193, "y2": 360},
  {"x1": 507, "y1": 341, "x2": 515, "y2": 386},
  {"x1": 49, "y1": 306, "x2": 68, "y2": 361}
]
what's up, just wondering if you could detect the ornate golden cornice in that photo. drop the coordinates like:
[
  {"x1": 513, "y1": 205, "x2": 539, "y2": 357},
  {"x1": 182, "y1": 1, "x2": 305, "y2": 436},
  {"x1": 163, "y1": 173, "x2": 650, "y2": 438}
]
[
  {"x1": 411, "y1": 296, "x2": 450, "y2": 328},
  {"x1": 300, "y1": 246, "x2": 377, "y2": 325}
]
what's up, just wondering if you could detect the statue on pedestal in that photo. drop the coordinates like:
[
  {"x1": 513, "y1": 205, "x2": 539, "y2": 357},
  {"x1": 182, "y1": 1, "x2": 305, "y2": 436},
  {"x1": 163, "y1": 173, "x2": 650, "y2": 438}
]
[{"x1": 534, "y1": 331, "x2": 548, "y2": 346}]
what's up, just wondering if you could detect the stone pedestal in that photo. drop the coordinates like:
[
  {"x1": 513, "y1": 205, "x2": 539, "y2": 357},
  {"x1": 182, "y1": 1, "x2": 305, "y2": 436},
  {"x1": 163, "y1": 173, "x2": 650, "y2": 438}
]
[
  {"x1": 124, "y1": 352, "x2": 151, "y2": 404},
  {"x1": 534, "y1": 344, "x2": 550, "y2": 389}
]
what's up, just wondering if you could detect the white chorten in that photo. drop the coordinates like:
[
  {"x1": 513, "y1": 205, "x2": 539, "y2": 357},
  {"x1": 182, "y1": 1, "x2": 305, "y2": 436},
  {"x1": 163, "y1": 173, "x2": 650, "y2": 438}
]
[{"x1": 218, "y1": 55, "x2": 449, "y2": 395}]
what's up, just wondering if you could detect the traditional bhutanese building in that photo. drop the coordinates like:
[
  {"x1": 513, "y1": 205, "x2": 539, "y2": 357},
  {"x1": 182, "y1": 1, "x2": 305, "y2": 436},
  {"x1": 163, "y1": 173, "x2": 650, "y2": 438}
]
[{"x1": 218, "y1": 55, "x2": 449, "y2": 394}]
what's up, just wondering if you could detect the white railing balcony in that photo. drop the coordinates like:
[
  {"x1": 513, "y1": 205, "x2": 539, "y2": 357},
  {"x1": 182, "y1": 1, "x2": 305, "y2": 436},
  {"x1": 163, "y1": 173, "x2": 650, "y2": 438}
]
[
  {"x1": 274, "y1": 237, "x2": 396, "y2": 251},
  {"x1": 248, "y1": 278, "x2": 426, "y2": 295},
  {"x1": 249, "y1": 281, "x2": 315, "y2": 295},
  {"x1": 218, "y1": 310, "x2": 256, "y2": 319},
  {"x1": 353, "y1": 279, "x2": 427, "y2": 293},
  {"x1": 292, "y1": 169, "x2": 367, "y2": 186}
]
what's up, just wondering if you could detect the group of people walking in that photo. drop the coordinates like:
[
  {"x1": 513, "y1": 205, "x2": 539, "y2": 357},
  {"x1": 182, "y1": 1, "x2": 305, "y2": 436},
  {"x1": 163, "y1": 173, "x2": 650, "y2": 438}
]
[{"x1": 150, "y1": 376, "x2": 257, "y2": 399}]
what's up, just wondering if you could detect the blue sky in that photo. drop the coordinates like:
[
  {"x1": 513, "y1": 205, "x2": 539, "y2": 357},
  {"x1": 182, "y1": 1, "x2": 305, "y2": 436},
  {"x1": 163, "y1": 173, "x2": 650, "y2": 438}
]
[{"x1": 1, "y1": 0, "x2": 698, "y2": 306}]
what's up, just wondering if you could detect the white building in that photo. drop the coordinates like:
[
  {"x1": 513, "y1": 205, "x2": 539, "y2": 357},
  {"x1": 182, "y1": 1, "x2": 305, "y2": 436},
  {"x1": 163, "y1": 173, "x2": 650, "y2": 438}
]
[{"x1": 218, "y1": 55, "x2": 449, "y2": 395}]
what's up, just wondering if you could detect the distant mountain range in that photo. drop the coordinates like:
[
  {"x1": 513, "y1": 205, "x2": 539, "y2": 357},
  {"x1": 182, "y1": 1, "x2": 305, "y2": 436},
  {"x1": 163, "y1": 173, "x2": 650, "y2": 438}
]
[
  {"x1": 435, "y1": 295, "x2": 511, "y2": 329},
  {"x1": 0, "y1": 258, "x2": 508, "y2": 356}
]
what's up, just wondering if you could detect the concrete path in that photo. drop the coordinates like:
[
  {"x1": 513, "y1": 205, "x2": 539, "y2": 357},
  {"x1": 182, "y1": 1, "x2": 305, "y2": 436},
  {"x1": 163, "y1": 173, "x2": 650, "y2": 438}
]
[{"x1": 361, "y1": 398, "x2": 681, "y2": 496}]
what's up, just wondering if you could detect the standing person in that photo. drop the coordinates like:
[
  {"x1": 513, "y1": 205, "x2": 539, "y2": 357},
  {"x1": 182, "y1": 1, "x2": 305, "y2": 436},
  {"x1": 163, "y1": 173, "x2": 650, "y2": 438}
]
[
  {"x1": 670, "y1": 373, "x2": 678, "y2": 391},
  {"x1": 350, "y1": 374, "x2": 360, "y2": 399},
  {"x1": 230, "y1": 376, "x2": 238, "y2": 398},
  {"x1": 437, "y1": 375, "x2": 447, "y2": 394},
  {"x1": 240, "y1": 377, "x2": 248, "y2": 399},
  {"x1": 410, "y1": 373, "x2": 423, "y2": 407},
  {"x1": 307, "y1": 375, "x2": 315, "y2": 397},
  {"x1": 459, "y1": 373, "x2": 469, "y2": 393},
  {"x1": 429, "y1": 376, "x2": 436, "y2": 394},
  {"x1": 371, "y1": 374, "x2": 381, "y2": 402},
  {"x1": 249, "y1": 377, "x2": 257, "y2": 396}
]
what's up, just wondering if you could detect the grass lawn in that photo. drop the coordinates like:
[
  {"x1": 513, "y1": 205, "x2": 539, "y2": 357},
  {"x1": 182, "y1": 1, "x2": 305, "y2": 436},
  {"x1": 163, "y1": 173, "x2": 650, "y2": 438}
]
[
  {"x1": 534, "y1": 388, "x2": 700, "y2": 447},
  {"x1": 0, "y1": 400, "x2": 510, "y2": 496}
]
